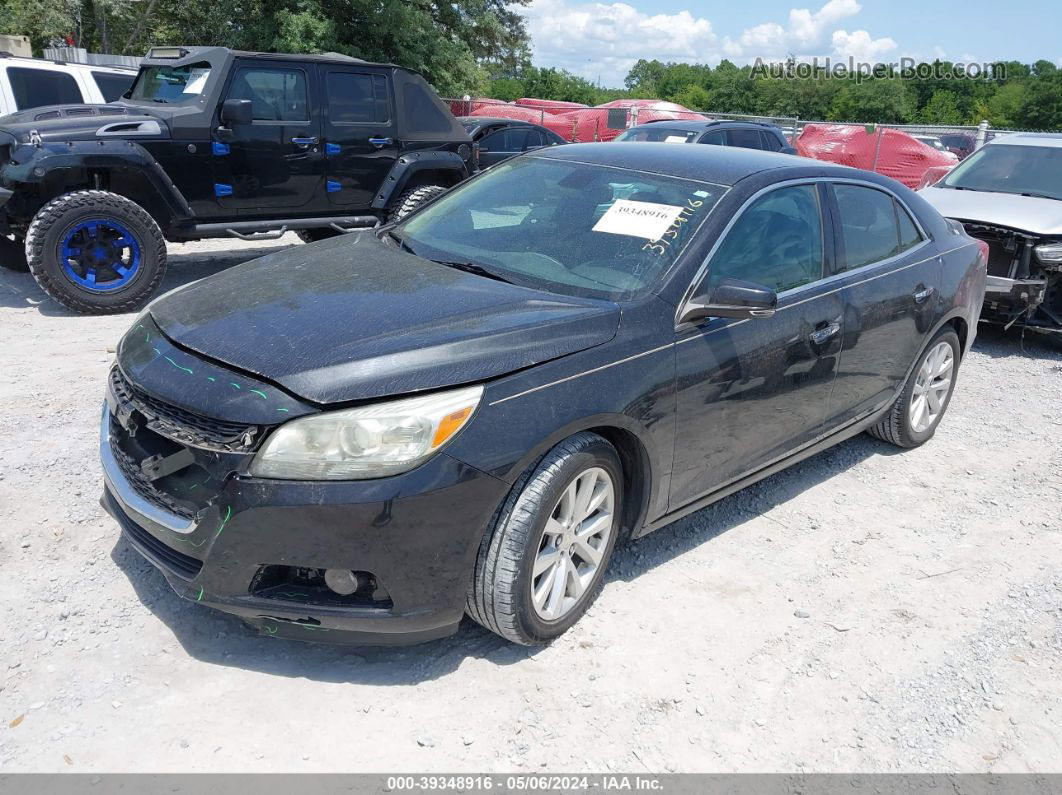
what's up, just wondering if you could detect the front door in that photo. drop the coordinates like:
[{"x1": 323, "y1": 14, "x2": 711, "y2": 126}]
[
  {"x1": 213, "y1": 61, "x2": 322, "y2": 210},
  {"x1": 670, "y1": 182, "x2": 843, "y2": 510},
  {"x1": 321, "y1": 68, "x2": 398, "y2": 206},
  {"x1": 824, "y1": 181, "x2": 942, "y2": 427}
]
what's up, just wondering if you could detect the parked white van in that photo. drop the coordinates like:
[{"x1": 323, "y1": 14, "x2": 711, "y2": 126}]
[{"x1": 0, "y1": 53, "x2": 136, "y2": 117}]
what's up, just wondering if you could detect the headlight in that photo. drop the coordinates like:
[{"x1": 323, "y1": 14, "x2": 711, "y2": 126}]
[
  {"x1": 1035, "y1": 242, "x2": 1062, "y2": 263},
  {"x1": 248, "y1": 385, "x2": 483, "y2": 480}
]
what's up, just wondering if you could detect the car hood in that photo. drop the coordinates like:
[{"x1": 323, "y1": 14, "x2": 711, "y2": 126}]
[
  {"x1": 148, "y1": 233, "x2": 620, "y2": 405},
  {"x1": 0, "y1": 104, "x2": 167, "y2": 143},
  {"x1": 920, "y1": 186, "x2": 1062, "y2": 235}
]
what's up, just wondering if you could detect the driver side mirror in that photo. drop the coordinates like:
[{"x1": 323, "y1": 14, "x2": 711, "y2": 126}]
[
  {"x1": 220, "y1": 98, "x2": 253, "y2": 126},
  {"x1": 679, "y1": 278, "x2": 778, "y2": 325}
]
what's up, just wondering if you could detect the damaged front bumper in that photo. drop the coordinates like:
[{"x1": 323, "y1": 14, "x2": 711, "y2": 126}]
[
  {"x1": 961, "y1": 222, "x2": 1062, "y2": 333},
  {"x1": 100, "y1": 401, "x2": 510, "y2": 646}
]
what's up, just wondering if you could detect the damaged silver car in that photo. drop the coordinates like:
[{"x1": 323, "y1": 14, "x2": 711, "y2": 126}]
[{"x1": 920, "y1": 133, "x2": 1062, "y2": 345}]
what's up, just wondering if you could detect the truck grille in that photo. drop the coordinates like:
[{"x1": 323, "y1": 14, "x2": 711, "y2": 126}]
[{"x1": 109, "y1": 367, "x2": 261, "y2": 452}]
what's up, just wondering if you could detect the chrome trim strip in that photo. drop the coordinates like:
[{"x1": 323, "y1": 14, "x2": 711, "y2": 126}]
[
  {"x1": 488, "y1": 241, "x2": 976, "y2": 405},
  {"x1": 99, "y1": 403, "x2": 196, "y2": 534},
  {"x1": 674, "y1": 175, "x2": 937, "y2": 324}
]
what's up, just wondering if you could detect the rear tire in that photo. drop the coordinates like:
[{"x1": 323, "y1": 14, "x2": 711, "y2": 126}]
[
  {"x1": 25, "y1": 190, "x2": 166, "y2": 315},
  {"x1": 0, "y1": 233, "x2": 28, "y2": 272},
  {"x1": 868, "y1": 327, "x2": 961, "y2": 448},
  {"x1": 388, "y1": 185, "x2": 447, "y2": 223},
  {"x1": 466, "y1": 432, "x2": 623, "y2": 645}
]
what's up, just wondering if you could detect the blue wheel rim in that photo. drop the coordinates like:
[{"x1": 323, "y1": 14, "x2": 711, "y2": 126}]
[{"x1": 59, "y1": 219, "x2": 142, "y2": 293}]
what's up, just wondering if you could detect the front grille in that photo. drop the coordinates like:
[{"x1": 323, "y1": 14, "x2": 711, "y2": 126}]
[
  {"x1": 109, "y1": 420, "x2": 197, "y2": 519},
  {"x1": 110, "y1": 367, "x2": 261, "y2": 452},
  {"x1": 106, "y1": 490, "x2": 203, "y2": 580}
]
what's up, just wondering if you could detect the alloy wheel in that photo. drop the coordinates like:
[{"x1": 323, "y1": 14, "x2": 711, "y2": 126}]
[
  {"x1": 909, "y1": 340, "x2": 954, "y2": 433},
  {"x1": 531, "y1": 466, "x2": 615, "y2": 621}
]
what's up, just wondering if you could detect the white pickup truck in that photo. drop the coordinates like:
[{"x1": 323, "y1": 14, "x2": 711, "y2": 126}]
[{"x1": 0, "y1": 53, "x2": 135, "y2": 117}]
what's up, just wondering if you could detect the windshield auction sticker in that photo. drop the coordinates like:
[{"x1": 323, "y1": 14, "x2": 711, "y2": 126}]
[{"x1": 592, "y1": 199, "x2": 685, "y2": 240}]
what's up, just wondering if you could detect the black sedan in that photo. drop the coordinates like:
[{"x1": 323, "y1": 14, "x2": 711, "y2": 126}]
[
  {"x1": 458, "y1": 116, "x2": 567, "y2": 168},
  {"x1": 100, "y1": 144, "x2": 986, "y2": 646}
]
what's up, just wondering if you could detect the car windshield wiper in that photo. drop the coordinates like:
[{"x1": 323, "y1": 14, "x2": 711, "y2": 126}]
[
  {"x1": 151, "y1": 98, "x2": 170, "y2": 104},
  {"x1": 431, "y1": 259, "x2": 514, "y2": 284}
]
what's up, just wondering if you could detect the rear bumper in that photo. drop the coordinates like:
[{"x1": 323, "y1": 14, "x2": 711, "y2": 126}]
[{"x1": 100, "y1": 404, "x2": 510, "y2": 646}]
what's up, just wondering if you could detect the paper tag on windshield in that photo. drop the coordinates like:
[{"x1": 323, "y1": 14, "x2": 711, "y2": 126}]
[
  {"x1": 592, "y1": 199, "x2": 685, "y2": 240},
  {"x1": 182, "y1": 68, "x2": 210, "y2": 94},
  {"x1": 664, "y1": 135, "x2": 688, "y2": 143}
]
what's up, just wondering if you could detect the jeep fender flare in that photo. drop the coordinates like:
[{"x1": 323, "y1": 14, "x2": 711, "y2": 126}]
[
  {"x1": 372, "y1": 150, "x2": 468, "y2": 210},
  {"x1": 3, "y1": 141, "x2": 193, "y2": 229}
]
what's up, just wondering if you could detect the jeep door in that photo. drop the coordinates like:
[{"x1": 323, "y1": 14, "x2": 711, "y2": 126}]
[
  {"x1": 669, "y1": 182, "x2": 844, "y2": 509},
  {"x1": 213, "y1": 60, "x2": 323, "y2": 210},
  {"x1": 321, "y1": 67, "x2": 398, "y2": 206}
]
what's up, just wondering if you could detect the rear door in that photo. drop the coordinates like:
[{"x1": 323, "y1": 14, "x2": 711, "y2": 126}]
[
  {"x1": 823, "y1": 181, "x2": 942, "y2": 428},
  {"x1": 212, "y1": 60, "x2": 322, "y2": 210},
  {"x1": 321, "y1": 67, "x2": 398, "y2": 206}
]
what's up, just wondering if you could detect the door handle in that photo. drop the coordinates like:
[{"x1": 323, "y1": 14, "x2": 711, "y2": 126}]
[
  {"x1": 368, "y1": 137, "x2": 393, "y2": 147},
  {"x1": 912, "y1": 285, "x2": 935, "y2": 303},
  {"x1": 291, "y1": 136, "x2": 319, "y2": 147},
  {"x1": 809, "y1": 322, "x2": 841, "y2": 345}
]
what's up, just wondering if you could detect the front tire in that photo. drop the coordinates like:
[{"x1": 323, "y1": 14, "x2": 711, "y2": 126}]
[
  {"x1": 25, "y1": 190, "x2": 166, "y2": 314},
  {"x1": 466, "y1": 432, "x2": 623, "y2": 645},
  {"x1": 868, "y1": 327, "x2": 961, "y2": 448},
  {"x1": 387, "y1": 185, "x2": 447, "y2": 223}
]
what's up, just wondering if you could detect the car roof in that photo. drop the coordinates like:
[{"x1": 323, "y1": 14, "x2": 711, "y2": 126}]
[
  {"x1": 987, "y1": 132, "x2": 1062, "y2": 148},
  {"x1": 630, "y1": 119, "x2": 780, "y2": 133},
  {"x1": 532, "y1": 142, "x2": 861, "y2": 187},
  {"x1": 144, "y1": 46, "x2": 408, "y2": 72}
]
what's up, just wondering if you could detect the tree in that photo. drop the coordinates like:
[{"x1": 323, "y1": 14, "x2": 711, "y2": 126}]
[
  {"x1": 829, "y1": 79, "x2": 912, "y2": 124},
  {"x1": 921, "y1": 90, "x2": 964, "y2": 125}
]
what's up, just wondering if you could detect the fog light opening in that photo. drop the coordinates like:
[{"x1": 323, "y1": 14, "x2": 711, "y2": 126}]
[{"x1": 324, "y1": 568, "x2": 360, "y2": 596}]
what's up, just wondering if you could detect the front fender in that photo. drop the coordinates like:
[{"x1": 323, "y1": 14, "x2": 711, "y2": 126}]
[
  {"x1": 371, "y1": 150, "x2": 468, "y2": 209},
  {"x1": 0, "y1": 140, "x2": 193, "y2": 226}
]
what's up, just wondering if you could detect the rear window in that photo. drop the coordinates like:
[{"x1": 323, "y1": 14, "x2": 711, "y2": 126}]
[
  {"x1": 834, "y1": 185, "x2": 923, "y2": 270},
  {"x1": 91, "y1": 71, "x2": 134, "y2": 102},
  {"x1": 402, "y1": 81, "x2": 452, "y2": 133},
  {"x1": 726, "y1": 128, "x2": 763, "y2": 150},
  {"x1": 326, "y1": 72, "x2": 390, "y2": 124},
  {"x1": 614, "y1": 127, "x2": 697, "y2": 143},
  {"x1": 7, "y1": 67, "x2": 82, "y2": 110}
]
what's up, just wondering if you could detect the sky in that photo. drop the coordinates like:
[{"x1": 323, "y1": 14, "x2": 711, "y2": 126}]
[{"x1": 519, "y1": 0, "x2": 1062, "y2": 87}]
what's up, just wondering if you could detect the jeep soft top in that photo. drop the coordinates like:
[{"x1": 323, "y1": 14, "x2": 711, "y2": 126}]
[{"x1": 0, "y1": 46, "x2": 473, "y2": 313}]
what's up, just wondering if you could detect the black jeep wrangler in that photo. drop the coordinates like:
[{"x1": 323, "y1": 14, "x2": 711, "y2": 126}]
[{"x1": 0, "y1": 46, "x2": 474, "y2": 313}]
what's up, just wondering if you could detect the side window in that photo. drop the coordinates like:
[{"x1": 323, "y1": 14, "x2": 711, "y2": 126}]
[
  {"x1": 896, "y1": 201, "x2": 924, "y2": 251},
  {"x1": 524, "y1": 128, "x2": 547, "y2": 148},
  {"x1": 326, "y1": 72, "x2": 390, "y2": 124},
  {"x1": 7, "y1": 67, "x2": 82, "y2": 110},
  {"x1": 705, "y1": 184, "x2": 824, "y2": 293},
  {"x1": 402, "y1": 81, "x2": 452, "y2": 134},
  {"x1": 480, "y1": 127, "x2": 529, "y2": 151},
  {"x1": 760, "y1": 130, "x2": 783, "y2": 152},
  {"x1": 726, "y1": 128, "x2": 763, "y2": 150},
  {"x1": 834, "y1": 185, "x2": 921, "y2": 270},
  {"x1": 227, "y1": 68, "x2": 308, "y2": 122},
  {"x1": 91, "y1": 71, "x2": 134, "y2": 102},
  {"x1": 700, "y1": 130, "x2": 726, "y2": 146}
]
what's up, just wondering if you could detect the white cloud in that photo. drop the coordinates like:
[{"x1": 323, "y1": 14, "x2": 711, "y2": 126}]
[
  {"x1": 521, "y1": 0, "x2": 900, "y2": 85},
  {"x1": 831, "y1": 29, "x2": 898, "y2": 61}
]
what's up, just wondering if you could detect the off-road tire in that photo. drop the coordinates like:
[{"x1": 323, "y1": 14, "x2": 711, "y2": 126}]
[
  {"x1": 868, "y1": 326, "x2": 961, "y2": 448},
  {"x1": 387, "y1": 185, "x2": 447, "y2": 223},
  {"x1": 466, "y1": 432, "x2": 623, "y2": 645},
  {"x1": 0, "y1": 233, "x2": 28, "y2": 272},
  {"x1": 25, "y1": 190, "x2": 166, "y2": 315},
  {"x1": 296, "y1": 228, "x2": 342, "y2": 244}
]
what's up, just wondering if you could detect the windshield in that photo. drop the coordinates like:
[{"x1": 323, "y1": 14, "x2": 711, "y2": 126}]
[
  {"x1": 941, "y1": 144, "x2": 1062, "y2": 200},
  {"x1": 128, "y1": 62, "x2": 211, "y2": 104},
  {"x1": 397, "y1": 156, "x2": 726, "y2": 300},
  {"x1": 614, "y1": 127, "x2": 697, "y2": 143}
]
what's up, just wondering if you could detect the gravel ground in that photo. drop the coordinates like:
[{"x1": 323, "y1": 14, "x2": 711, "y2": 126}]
[{"x1": 1, "y1": 236, "x2": 1060, "y2": 773}]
